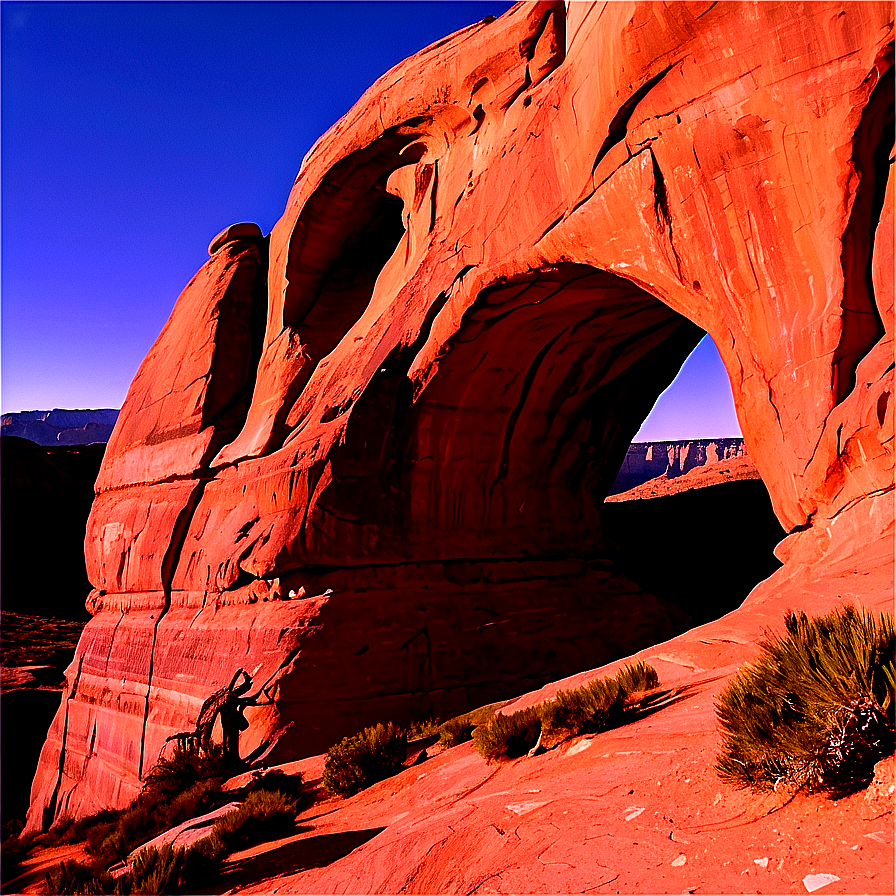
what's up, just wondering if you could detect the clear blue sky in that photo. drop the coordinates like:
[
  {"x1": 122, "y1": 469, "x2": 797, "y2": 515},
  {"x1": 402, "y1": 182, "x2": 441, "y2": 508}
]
[{"x1": 1, "y1": 1, "x2": 741, "y2": 440}]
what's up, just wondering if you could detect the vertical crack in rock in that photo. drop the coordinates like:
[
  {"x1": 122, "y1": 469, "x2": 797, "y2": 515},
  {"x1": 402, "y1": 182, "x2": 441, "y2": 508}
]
[
  {"x1": 137, "y1": 477, "x2": 207, "y2": 778},
  {"x1": 833, "y1": 54, "x2": 893, "y2": 405},
  {"x1": 591, "y1": 62, "x2": 677, "y2": 174},
  {"x1": 42, "y1": 651, "x2": 86, "y2": 829},
  {"x1": 649, "y1": 146, "x2": 685, "y2": 280}
]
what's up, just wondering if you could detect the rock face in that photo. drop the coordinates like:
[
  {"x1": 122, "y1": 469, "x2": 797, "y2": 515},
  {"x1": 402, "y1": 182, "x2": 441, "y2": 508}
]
[
  {"x1": 1, "y1": 409, "x2": 120, "y2": 446},
  {"x1": 608, "y1": 438, "x2": 746, "y2": 494},
  {"x1": 27, "y1": 1, "x2": 894, "y2": 829}
]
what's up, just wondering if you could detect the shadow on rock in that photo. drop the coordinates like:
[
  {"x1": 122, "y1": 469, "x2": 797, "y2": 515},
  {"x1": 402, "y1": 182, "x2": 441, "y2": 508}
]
[{"x1": 205, "y1": 826, "x2": 387, "y2": 893}]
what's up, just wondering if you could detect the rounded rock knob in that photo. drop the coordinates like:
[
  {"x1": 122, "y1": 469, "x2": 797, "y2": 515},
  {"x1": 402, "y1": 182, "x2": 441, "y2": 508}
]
[{"x1": 208, "y1": 222, "x2": 264, "y2": 256}]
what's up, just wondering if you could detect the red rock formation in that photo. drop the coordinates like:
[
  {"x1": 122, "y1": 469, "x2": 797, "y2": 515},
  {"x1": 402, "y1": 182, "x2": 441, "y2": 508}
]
[{"x1": 27, "y1": 0, "x2": 894, "y2": 830}]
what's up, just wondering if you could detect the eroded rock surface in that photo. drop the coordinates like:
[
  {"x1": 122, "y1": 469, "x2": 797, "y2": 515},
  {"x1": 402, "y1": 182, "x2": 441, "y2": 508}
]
[{"x1": 27, "y1": 0, "x2": 894, "y2": 830}]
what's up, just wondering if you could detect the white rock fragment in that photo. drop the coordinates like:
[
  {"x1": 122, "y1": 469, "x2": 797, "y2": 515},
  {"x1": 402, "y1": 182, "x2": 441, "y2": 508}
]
[
  {"x1": 505, "y1": 800, "x2": 547, "y2": 816},
  {"x1": 753, "y1": 857, "x2": 769, "y2": 868},
  {"x1": 625, "y1": 807, "x2": 645, "y2": 821},
  {"x1": 803, "y1": 873, "x2": 840, "y2": 892},
  {"x1": 566, "y1": 739, "x2": 591, "y2": 757},
  {"x1": 672, "y1": 854, "x2": 687, "y2": 867}
]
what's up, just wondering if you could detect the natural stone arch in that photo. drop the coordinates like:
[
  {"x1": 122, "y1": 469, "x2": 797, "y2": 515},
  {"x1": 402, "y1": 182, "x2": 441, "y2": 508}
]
[{"x1": 26, "y1": 1, "x2": 893, "y2": 829}]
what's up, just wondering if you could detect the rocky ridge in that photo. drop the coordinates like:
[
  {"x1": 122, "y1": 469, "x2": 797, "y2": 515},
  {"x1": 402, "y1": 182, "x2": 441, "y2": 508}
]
[
  {"x1": 1, "y1": 409, "x2": 119, "y2": 446},
  {"x1": 608, "y1": 437, "x2": 746, "y2": 494}
]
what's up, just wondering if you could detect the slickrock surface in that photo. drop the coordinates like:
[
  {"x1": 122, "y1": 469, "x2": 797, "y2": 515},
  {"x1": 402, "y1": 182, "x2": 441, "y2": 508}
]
[
  {"x1": 27, "y1": 0, "x2": 894, "y2": 836},
  {"x1": 219, "y1": 518, "x2": 894, "y2": 894}
]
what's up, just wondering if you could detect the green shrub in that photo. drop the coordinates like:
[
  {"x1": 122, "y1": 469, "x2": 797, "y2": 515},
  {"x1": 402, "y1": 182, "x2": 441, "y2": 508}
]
[
  {"x1": 88, "y1": 768, "x2": 224, "y2": 868},
  {"x1": 210, "y1": 789, "x2": 299, "y2": 851},
  {"x1": 1, "y1": 829, "x2": 39, "y2": 863},
  {"x1": 47, "y1": 809, "x2": 123, "y2": 848},
  {"x1": 405, "y1": 718, "x2": 441, "y2": 740},
  {"x1": 614, "y1": 660, "x2": 660, "y2": 695},
  {"x1": 472, "y1": 705, "x2": 545, "y2": 763},
  {"x1": 473, "y1": 663, "x2": 662, "y2": 761},
  {"x1": 438, "y1": 703, "x2": 501, "y2": 749},
  {"x1": 140, "y1": 743, "x2": 229, "y2": 805},
  {"x1": 716, "y1": 606, "x2": 895, "y2": 794},
  {"x1": 322, "y1": 722, "x2": 408, "y2": 797},
  {"x1": 44, "y1": 860, "x2": 120, "y2": 895},
  {"x1": 245, "y1": 769, "x2": 306, "y2": 803},
  {"x1": 541, "y1": 677, "x2": 624, "y2": 744},
  {"x1": 439, "y1": 715, "x2": 476, "y2": 748},
  {"x1": 128, "y1": 843, "x2": 190, "y2": 895}
]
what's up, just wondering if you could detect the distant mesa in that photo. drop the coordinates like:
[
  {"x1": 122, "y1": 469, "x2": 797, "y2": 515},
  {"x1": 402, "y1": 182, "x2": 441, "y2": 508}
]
[
  {"x1": 1, "y1": 408, "x2": 119, "y2": 446},
  {"x1": 607, "y1": 437, "x2": 747, "y2": 495}
]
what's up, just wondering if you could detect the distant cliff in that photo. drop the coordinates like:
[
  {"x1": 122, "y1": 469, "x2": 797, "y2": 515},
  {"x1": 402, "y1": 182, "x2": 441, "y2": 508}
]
[
  {"x1": 608, "y1": 438, "x2": 746, "y2": 495},
  {"x1": 1, "y1": 409, "x2": 119, "y2": 446}
]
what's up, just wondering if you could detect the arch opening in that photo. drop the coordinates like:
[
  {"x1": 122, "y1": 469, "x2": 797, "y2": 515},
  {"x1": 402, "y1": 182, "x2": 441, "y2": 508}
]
[{"x1": 364, "y1": 263, "x2": 784, "y2": 628}]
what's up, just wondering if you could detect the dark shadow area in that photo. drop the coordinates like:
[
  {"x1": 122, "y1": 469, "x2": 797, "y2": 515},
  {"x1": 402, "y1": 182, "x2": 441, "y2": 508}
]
[
  {"x1": 1, "y1": 436, "x2": 102, "y2": 620},
  {"x1": 601, "y1": 479, "x2": 785, "y2": 627},
  {"x1": 203, "y1": 826, "x2": 386, "y2": 893},
  {"x1": 0, "y1": 689, "x2": 60, "y2": 832}
]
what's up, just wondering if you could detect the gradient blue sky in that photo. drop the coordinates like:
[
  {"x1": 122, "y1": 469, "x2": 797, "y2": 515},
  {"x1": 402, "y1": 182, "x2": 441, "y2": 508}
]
[{"x1": 1, "y1": 1, "x2": 741, "y2": 440}]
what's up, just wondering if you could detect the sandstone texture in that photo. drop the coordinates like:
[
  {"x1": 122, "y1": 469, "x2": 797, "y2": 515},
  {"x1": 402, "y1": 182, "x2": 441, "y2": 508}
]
[
  {"x1": 27, "y1": 0, "x2": 894, "y2": 839},
  {"x1": 215, "y1": 537, "x2": 895, "y2": 895},
  {"x1": 608, "y1": 438, "x2": 746, "y2": 494}
]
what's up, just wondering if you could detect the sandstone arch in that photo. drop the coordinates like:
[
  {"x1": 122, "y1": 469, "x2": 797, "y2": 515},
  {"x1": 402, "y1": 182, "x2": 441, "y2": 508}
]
[{"x1": 27, "y1": 1, "x2": 893, "y2": 827}]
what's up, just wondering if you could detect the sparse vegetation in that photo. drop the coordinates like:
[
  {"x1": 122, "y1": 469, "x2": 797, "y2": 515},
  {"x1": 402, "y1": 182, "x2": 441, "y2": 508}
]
[
  {"x1": 405, "y1": 718, "x2": 441, "y2": 740},
  {"x1": 207, "y1": 788, "x2": 299, "y2": 850},
  {"x1": 472, "y1": 705, "x2": 545, "y2": 762},
  {"x1": 38, "y1": 746, "x2": 306, "y2": 894},
  {"x1": 473, "y1": 662, "x2": 663, "y2": 763},
  {"x1": 45, "y1": 860, "x2": 120, "y2": 895},
  {"x1": 716, "y1": 605, "x2": 895, "y2": 795},
  {"x1": 438, "y1": 703, "x2": 501, "y2": 748},
  {"x1": 322, "y1": 721, "x2": 408, "y2": 797}
]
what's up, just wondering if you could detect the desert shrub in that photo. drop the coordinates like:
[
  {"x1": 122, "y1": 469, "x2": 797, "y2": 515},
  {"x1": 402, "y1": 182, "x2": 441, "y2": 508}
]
[
  {"x1": 44, "y1": 860, "x2": 120, "y2": 895},
  {"x1": 541, "y1": 677, "x2": 624, "y2": 742},
  {"x1": 716, "y1": 605, "x2": 895, "y2": 794},
  {"x1": 91, "y1": 774, "x2": 222, "y2": 867},
  {"x1": 209, "y1": 789, "x2": 299, "y2": 852},
  {"x1": 472, "y1": 705, "x2": 545, "y2": 763},
  {"x1": 473, "y1": 664, "x2": 662, "y2": 761},
  {"x1": 47, "y1": 809, "x2": 123, "y2": 849},
  {"x1": 405, "y1": 718, "x2": 441, "y2": 739},
  {"x1": 614, "y1": 660, "x2": 660, "y2": 695},
  {"x1": 244, "y1": 769, "x2": 306, "y2": 802},
  {"x1": 439, "y1": 715, "x2": 476, "y2": 748},
  {"x1": 140, "y1": 743, "x2": 229, "y2": 805},
  {"x1": 1, "y1": 829, "x2": 40, "y2": 863},
  {"x1": 438, "y1": 703, "x2": 501, "y2": 749},
  {"x1": 128, "y1": 843, "x2": 190, "y2": 895},
  {"x1": 541, "y1": 662, "x2": 661, "y2": 742},
  {"x1": 322, "y1": 722, "x2": 408, "y2": 797}
]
